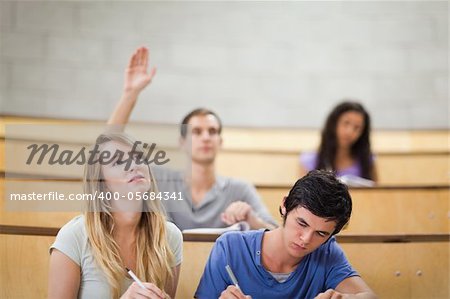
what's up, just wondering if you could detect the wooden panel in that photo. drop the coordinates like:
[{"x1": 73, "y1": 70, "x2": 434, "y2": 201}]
[
  {"x1": 2, "y1": 176, "x2": 448, "y2": 233},
  {"x1": 342, "y1": 243, "x2": 410, "y2": 299},
  {"x1": 338, "y1": 242, "x2": 450, "y2": 299},
  {"x1": 407, "y1": 242, "x2": 449, "y2": 299},
  {"x1": 257, "y1": 187, "x2": 286, "y2": 224},
  {"x1": 439, "y1": 189, "x2": 450, "y2": 233},
  {"x1": 0, "y1": 140, "x2": 4, "y2": 173},
  {"x1": 218, "y1": 152, "x2": 450, "y2": 186},
  {"x1": 258, "y1": 187, "x2": 450, "y2": 234},
  {"x1": 216, "y1": 151, "x2": 299, "y2": 186},
  {"x1": 2, "y1": 137, "x2": 449, "y2": 186},
  {"x1": 178, "y1": 241, "x2": 450, "y2": 299},
  {"x1": 346, "y1": 188, "x2": 450, "y2": 234},
  {"x1": 0, "y1": 234, "x2": 214, "y2": 299},
  {"x1": 1, "y1": 231, "x2": 448, "y2": 299},
  {"x1": 377, "y1": 154, "x2": 450, "y2": 186},
  {"x1": 0, "y1": 178, "x2": 81, "y2": 228},
  {"x1": 0, "y1": 234, "x2": 55, "y2": 299},
  {"x1": 176, "y1": 242, "x2": 214, "y2": 299},
  {"x1": 2, "y1": 116, "x2": 449, "y2": 153}
]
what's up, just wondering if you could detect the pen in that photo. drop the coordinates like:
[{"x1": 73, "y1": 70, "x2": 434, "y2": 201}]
[
  {"x1": 225, "y1": 264, "x2": 241, "y2": 290},
  {"x1": 126, "y1": 268, "x2": 146, "y2": 290}
]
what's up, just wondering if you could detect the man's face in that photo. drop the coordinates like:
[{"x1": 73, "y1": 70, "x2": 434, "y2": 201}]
[
  {"x1": 181, "y1": 114, "x2": 222, "y2": 164},
  {"x1": 282, "y1": 206, "x2": 337, "y2": 260}
]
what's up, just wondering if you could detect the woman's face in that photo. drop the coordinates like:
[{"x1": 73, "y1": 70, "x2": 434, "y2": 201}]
[
  {"x1": 336, "y1": 111, "x2": 365, "y2": 149},
  {"x1": 100, "y1": 141, "x2": 151, "y2": 196}
]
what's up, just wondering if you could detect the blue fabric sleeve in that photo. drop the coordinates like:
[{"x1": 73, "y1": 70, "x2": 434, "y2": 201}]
[
  {"x1": 194, "y1": 236, "x2": 230, "y2": 299},
  {"x1": 325, "y1": 239, "x2": 359, "y2": 290}
]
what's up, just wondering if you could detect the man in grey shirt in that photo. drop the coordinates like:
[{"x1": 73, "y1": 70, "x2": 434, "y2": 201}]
[{"x1": 108, "y1": 46, "x2": 277, "y2": 231}]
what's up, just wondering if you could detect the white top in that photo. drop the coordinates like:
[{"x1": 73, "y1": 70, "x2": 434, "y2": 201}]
[{"x1": 50, "y1": 215, "x2": 183, "y2": 298}]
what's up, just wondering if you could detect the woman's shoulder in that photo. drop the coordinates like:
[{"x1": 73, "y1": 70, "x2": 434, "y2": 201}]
[
  {"x1": 58, "y1": 215, "x2": 86, "y2": 236},
  {"x1": 165, "y1": 221, "x2": 183, "y2": 266},
  {"x1": 165, "y1": 221, "x2": 183, "y2": 242},
  {"x1": 50, "y1": 215, "x2": 87, "y2": 264}
]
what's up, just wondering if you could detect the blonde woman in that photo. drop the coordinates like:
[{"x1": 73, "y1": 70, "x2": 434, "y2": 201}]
[{"x1": 48, "y1": 133, "x2": 182, "y2": 299}]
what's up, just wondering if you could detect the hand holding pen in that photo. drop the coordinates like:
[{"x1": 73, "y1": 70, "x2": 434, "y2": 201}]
[
  {"x1": 219, "y1": 265, "x2": 252, "y2": 299},
  {"x1": 120, "y1": 268, "x2": 169, "y2": 299}
]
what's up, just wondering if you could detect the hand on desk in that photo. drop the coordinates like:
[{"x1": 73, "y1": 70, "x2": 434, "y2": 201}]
[
  {"x1": 315, "y1": 289, "x2": 349, "y2": 299},
  {"x1": 221, "y1": 201, "x2": 253, "y2": 225}
]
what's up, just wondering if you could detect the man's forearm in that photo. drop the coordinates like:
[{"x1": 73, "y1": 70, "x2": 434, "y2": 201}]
[
  {"x1": 247, "y1": 212, "x2": 276, "y2": 230},
  {"x1": 107, "y1": 90, "x2": 139, "y2": 125}
]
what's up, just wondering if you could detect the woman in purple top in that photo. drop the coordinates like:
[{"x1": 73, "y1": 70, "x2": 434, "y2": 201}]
[{"x1": 299, "y1": 101, "x2": 378, "y2": 182}]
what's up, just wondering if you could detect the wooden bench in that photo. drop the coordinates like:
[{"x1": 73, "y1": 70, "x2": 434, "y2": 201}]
[
  {"x1": 1, "y1": 226, "x2": 448, "y2": 299},
  {"x1": 1, "y1": 178, "x2": 449, "y2": 234},
  {"x1": 259, "y1": 185, "x2": 450, "y2": 234},
  {"x1": 1, "y1": 115, "x2": 449, "y2": 186},
  {"x1": 1, "y1": 116, "x2": 449, "y2": 298}
]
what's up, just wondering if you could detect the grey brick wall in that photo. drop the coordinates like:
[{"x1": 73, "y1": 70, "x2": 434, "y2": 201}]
[{"x1": 0, "y1": 1, "x2": 448, "y2": 129}]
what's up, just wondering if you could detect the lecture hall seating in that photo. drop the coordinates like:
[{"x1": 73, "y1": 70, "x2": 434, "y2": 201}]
[{"x1": 1, "y1": 115, "x2": 449, "y2": 298}]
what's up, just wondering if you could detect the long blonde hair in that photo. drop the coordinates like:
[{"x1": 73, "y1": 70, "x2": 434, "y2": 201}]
[{"x1": 83, "y1": 133, "x2": 174, "y2": 299}]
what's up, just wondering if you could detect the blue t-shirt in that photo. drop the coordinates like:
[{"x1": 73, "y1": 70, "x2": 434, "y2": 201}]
[{"x1": 195, "y1": 230, "x2": 358, "y2": 299}]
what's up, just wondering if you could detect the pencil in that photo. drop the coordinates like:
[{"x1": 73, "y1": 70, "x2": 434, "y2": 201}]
[
  {"x1": 126, "y1": 268, "x2": 146, "y2": 290},
  {"x1": 225, "y1": 264, "x2": 241, "y2": 290}
]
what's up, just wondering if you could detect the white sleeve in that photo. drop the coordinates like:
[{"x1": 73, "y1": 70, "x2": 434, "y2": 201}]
[{"x1": 49, "y1": 216, "x2": 84, "y2": 266}]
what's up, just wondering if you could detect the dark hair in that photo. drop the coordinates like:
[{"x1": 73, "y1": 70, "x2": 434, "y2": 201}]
[
  {"x1": 281, "y1": 170, "x2": 352, "y2": 235},
  {"x1": 179, "y1": 108, "x2": 223, "y2": 138},
  {"x1": 316, "y1": 101, "x2": 374, "y2": 180}
]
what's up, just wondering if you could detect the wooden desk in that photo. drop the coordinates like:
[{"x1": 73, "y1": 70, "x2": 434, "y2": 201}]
[
  {"x1": 1, "y1": 226, "x2": 448, "y2": 299},
  {"x1": 259, "y1": 185, "x2": 450, "y2": 234}
]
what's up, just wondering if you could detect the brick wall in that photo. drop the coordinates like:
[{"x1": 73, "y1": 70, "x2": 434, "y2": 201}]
[{"x1": 0, "y1": 1, "x2": 448, "y2": 129}]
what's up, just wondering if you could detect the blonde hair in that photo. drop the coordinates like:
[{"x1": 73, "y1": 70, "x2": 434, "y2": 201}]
[{"x1": 83, "y1": 133, "x2": 174, "y2": 299}]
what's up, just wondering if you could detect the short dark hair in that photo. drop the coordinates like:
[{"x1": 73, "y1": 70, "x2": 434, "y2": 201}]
[
  {"x1": 179, "y1": 108, "x2": 223, "y2": 138},
  {"x1": 281, "y1": 170, "x2": 352, "y2": 235}
]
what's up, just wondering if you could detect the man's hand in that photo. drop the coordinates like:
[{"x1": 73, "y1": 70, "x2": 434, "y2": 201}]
[
  {"x1": 219, "y1": 286, "x2": 251, "y2": 299},
  {"x1": 221, "y1": 201, "x2": 253, "y2": 225},
  {"x1": 123, "y1": 47, "x2": 156, "y2": 94},
  {"x1": 315, "y1": 289, "x2": 349, "y2": 299}
]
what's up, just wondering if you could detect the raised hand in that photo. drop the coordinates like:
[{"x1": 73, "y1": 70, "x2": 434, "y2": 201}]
[{"x1": 123, "y1": 47, "x2": 156, "y2": 94}]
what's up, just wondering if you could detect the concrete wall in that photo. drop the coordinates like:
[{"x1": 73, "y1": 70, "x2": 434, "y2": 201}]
[{"x1": 0, "y1": 1, "x2": 448, "y2": 129}]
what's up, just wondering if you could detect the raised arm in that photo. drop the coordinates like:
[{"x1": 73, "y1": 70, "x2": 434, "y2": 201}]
[{"x1": 108, "y1": 47, "x2": 156, "y2": 125}]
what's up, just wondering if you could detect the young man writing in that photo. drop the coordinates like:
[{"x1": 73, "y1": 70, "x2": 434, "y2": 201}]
[{"x1": 195, "y1": 170, "x2": 377, "y2": 299}]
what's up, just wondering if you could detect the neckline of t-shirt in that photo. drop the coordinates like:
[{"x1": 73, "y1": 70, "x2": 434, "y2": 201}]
[{"x1": 255, "y1": 229, "x2": 307, "y2": 282}]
